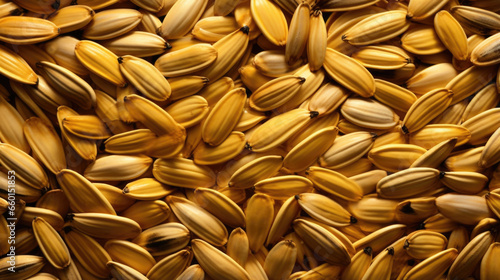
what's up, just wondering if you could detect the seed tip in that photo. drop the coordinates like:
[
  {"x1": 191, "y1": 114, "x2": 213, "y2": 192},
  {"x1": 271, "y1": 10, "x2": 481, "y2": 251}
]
[
  {"x1": 401, "y1": 125, "x2": 409, "y2": 134},
  {"x1": 387, "y1": 247, "x2": 395, "y2": 255},
  {"x1": 312, "y1": 9, "x2": 321, "y2": 17},
  {"x1": 350, "y1": 216, "x2": 357, "y2": 224},
  {"x1": 241, "y1": 26, "x2": 250, "y2": 34},
  {"x1": 363, "y1": 246, "x2": 372, "y2": 255},
  {"x1": 245, "y1": 143, "x2": 252, "y2": 151}
]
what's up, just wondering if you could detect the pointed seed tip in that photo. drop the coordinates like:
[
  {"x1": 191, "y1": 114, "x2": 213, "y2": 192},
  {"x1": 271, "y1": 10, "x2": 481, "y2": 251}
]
[
  {"x1": 181, "y1": 250, "x2": 190, "y2": 256},
  {"x1": 240, "y1": 26, "x2": 250, "y2": 34},
  {"x1": 310, "y1": 111, "x2": 319, "y2": 118},
  {"x1": 245, "y1": 143, "x2": 252, "y2": 151},
  {"x1": 401, "y1": 125, "x2": 409, "y2": 134},
  {"x1": 363, "y1": 246, "x2": 372, "y2": 255},
  {"x1": 117, "y1": 57, "x2": 123, "y2": 64},
  {"x1": 66, "y1": 213, "x2": 75, "y2": 220},
  {"x1": 387, "y1": 247, "x2": 395, "y2": 255}
]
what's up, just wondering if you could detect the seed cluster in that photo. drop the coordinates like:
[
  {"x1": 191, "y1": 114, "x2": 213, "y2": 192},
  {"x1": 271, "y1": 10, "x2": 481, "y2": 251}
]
[{"x1": 0, "y1": 0, "x2": 500, "y2": 279}]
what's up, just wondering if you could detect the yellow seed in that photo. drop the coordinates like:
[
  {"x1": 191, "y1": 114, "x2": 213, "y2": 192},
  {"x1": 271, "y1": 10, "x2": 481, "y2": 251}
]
[
  {"x1": 0, "y1": 16, "x2": 59, "y2": 45},
  {"x1": 342, "y1": 10, "x2": 410, "y2": 45},
  {"x1": 48, "y1": 5, "x2": 95, "y2": 34},
  {"x1": 0, "y1": 45, "x2": 38, "y2": 85},
  {"x1": 75, "y1": 40, "x2": 126, "y2": 87},
  {"x1": 323, "y1": 48, "x2": 375, "y2": 98}
]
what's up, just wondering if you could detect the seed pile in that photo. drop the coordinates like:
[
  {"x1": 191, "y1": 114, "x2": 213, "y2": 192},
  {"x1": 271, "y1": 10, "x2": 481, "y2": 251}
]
[{"x1": 0, "y1": 0, "x2": 500, "y2": 279}]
